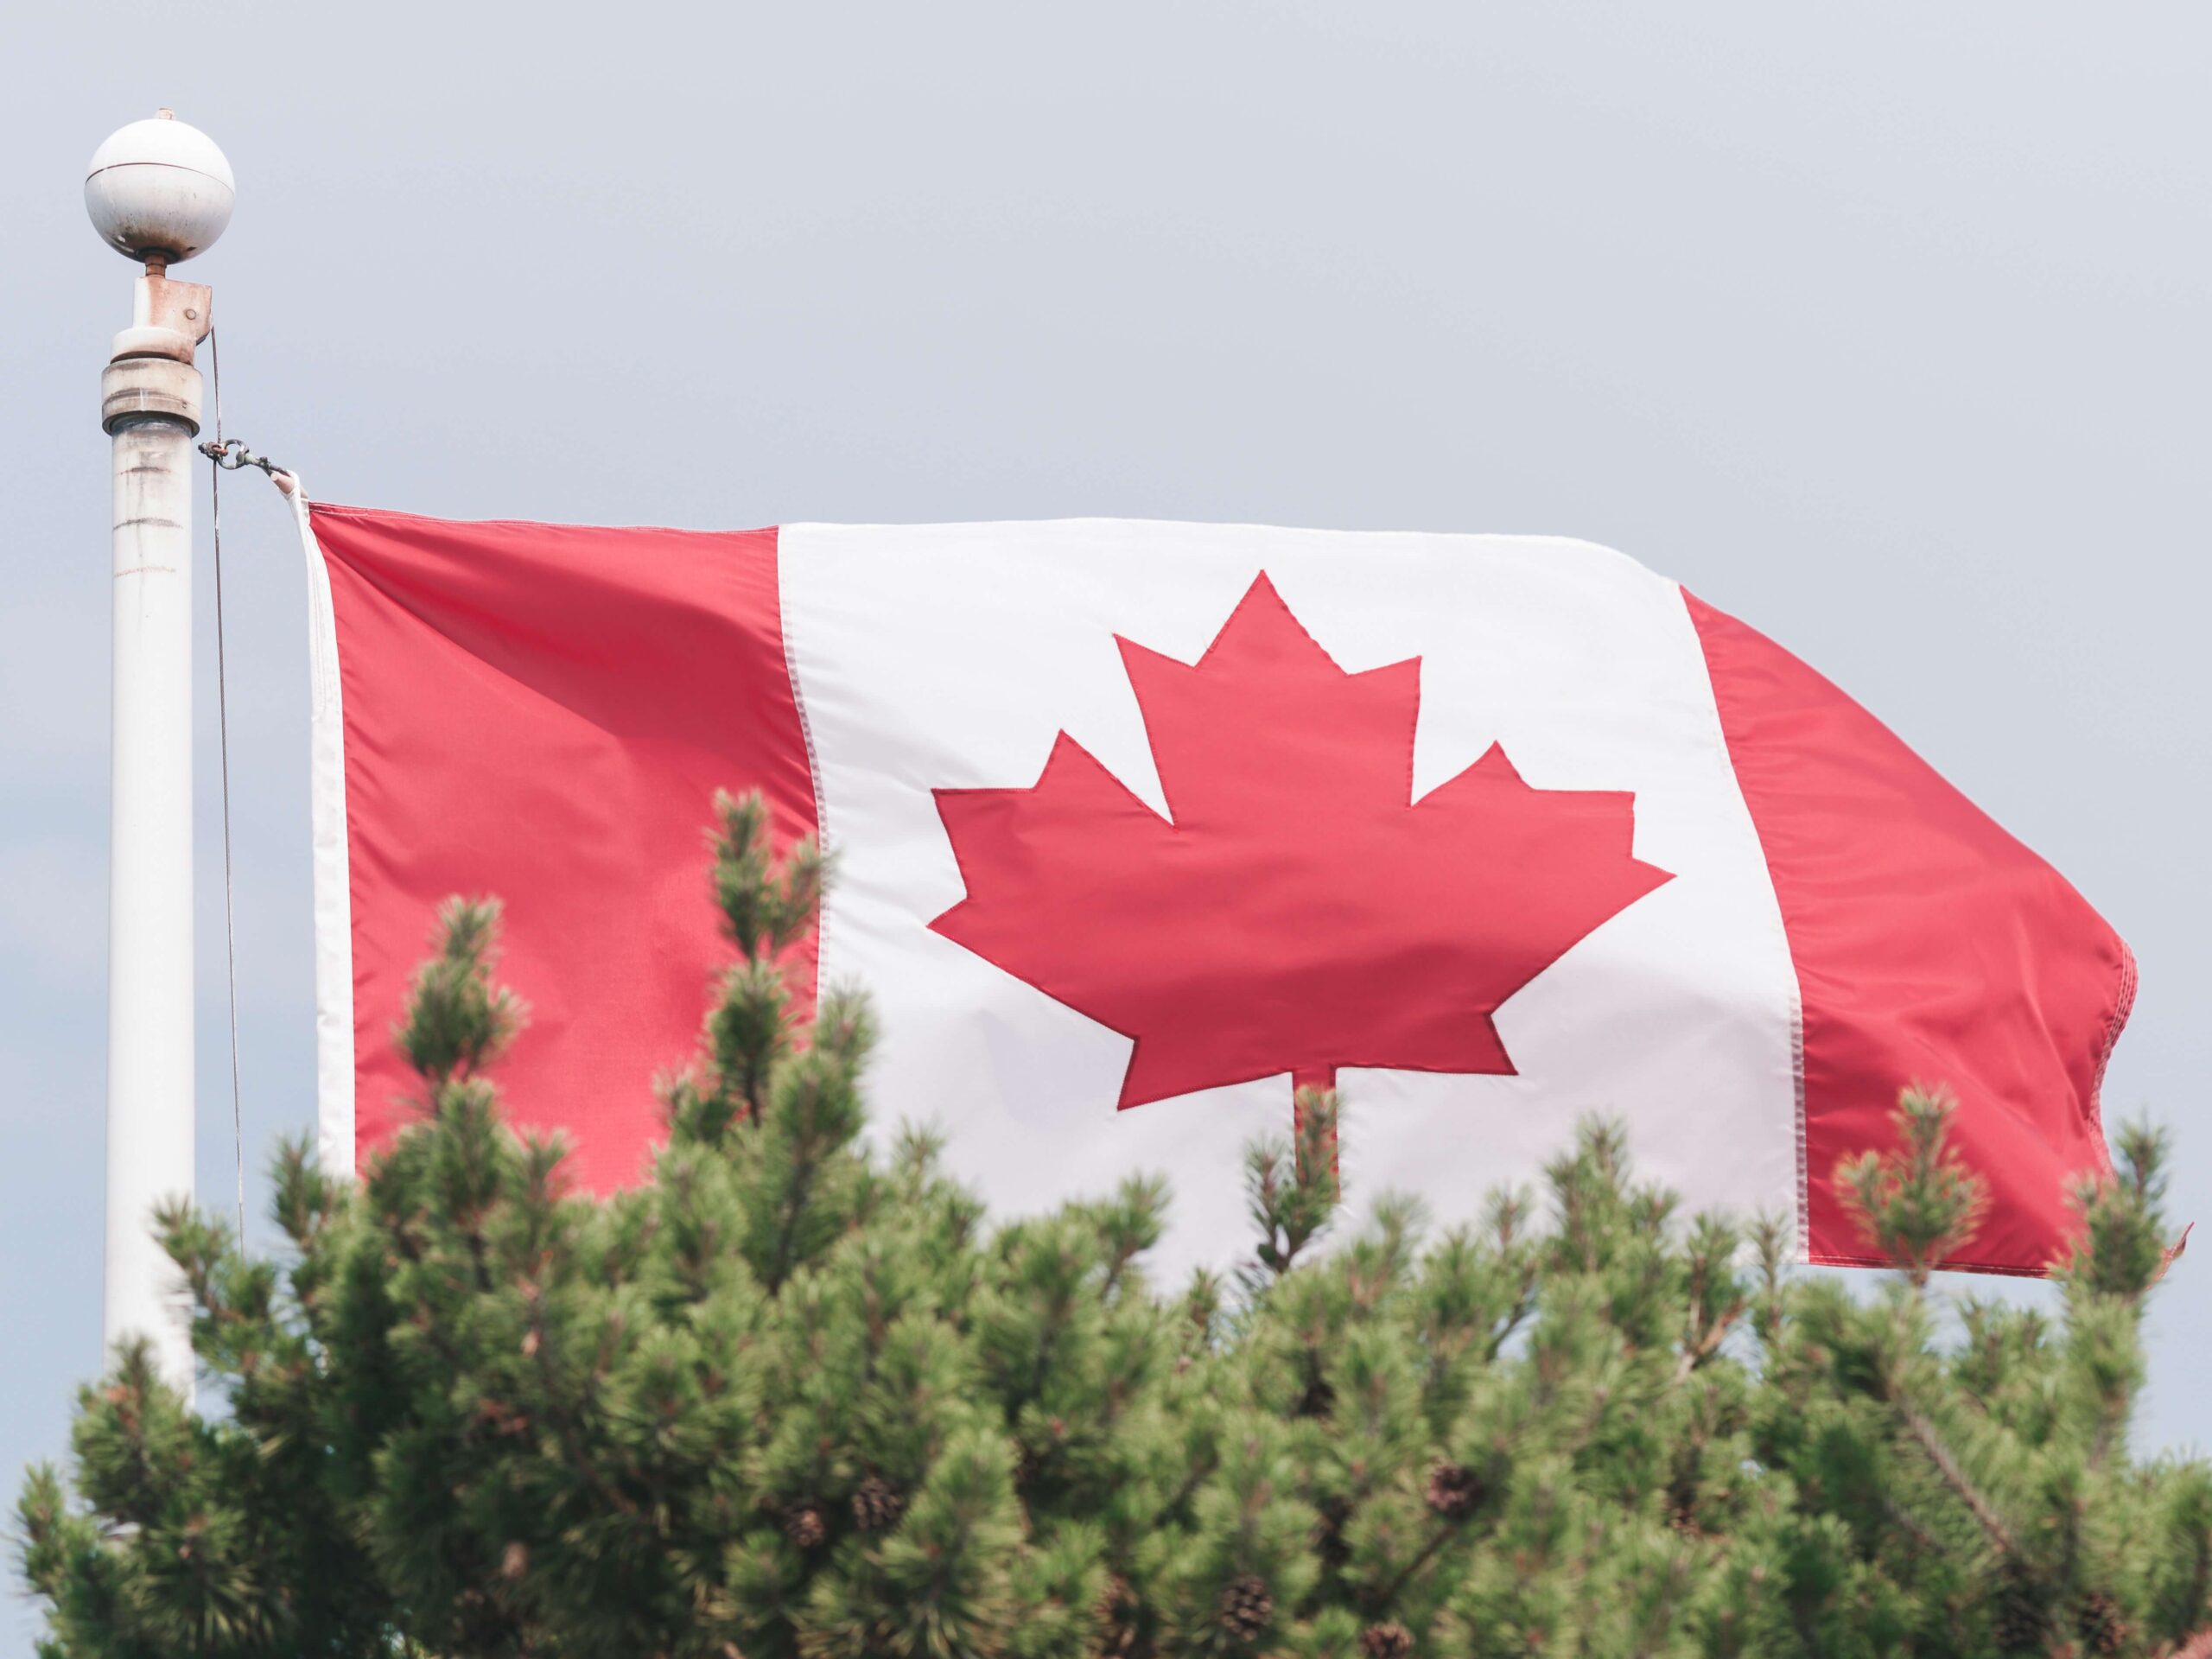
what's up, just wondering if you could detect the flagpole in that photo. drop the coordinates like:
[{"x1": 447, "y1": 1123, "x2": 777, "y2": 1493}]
[{"x1": 86, "y1": 111, "x2": 232, "y2": 1394}]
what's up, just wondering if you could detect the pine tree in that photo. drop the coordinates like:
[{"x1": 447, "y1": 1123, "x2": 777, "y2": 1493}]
[{"x1": 16, "y1": 791, "x2": 2209, "y2": 1657}]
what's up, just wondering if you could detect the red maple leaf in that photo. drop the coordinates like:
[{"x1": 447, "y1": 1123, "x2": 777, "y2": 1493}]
[{"x1": 930, "y1": 573, "x2": 1673, "y2": 1112}]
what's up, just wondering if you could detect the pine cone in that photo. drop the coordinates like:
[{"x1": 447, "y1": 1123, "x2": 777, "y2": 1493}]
[
  {"x1": 851, "y1": 1475, "x2": 906, "y2": 1534},
  {"x1": 1991, "y1": 1564, "x2": 2050, "y2": 1656},
  {"x1": 781, "y1": 1498, "x2": 830, "y2": 1550},
  {"x1": 1217, "y1": 1574, "x2": 1274, "y2": 1643},
  {"x1": 1360, "y1": 1621, "x2": 1414, "y2": 1659},
  {"x1": 2075, "y1": 1590, "x2": 2128, "y2": 1656},
  {"x1": 1424, "y1": 1459, "x2": 1485, "y2": 1522}
]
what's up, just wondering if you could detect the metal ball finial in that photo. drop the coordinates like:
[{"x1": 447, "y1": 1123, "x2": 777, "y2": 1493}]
[{"x1": 85, "y1": 111, "x2": 234, "y2": 264}]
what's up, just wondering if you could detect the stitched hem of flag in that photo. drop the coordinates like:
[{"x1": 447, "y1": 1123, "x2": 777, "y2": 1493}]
[
  {"x1": 776, "y1": 529, "x2": 832, "y2": 1017},
  {"x1": 1670, "y1": 583, "x2": 1811, "y2": 1263},
  {"x1": 1804, "y1": 1249, "x2": 2056, "y2": 1280},
  {"x1": 2085, "y1": 938, "x2": 2139, "y2": 1172},
  {"x1": 291, "y1": 486, "x2": 359, "y2": 1179}
]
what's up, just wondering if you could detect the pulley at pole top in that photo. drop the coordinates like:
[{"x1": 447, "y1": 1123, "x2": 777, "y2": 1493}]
[{"x1": 87, "y1": 111, "x2": 231, "y2": 391}]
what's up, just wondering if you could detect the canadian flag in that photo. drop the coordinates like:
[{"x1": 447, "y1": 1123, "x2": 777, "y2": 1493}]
[{"x1": 291, "y1": 503, "x2": 2132, "y2": 1278}]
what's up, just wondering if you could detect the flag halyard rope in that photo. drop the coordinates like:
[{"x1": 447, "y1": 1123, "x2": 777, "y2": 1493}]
[{"x1": 200, "y1": 329, "x2": 248, "y2": 1252}]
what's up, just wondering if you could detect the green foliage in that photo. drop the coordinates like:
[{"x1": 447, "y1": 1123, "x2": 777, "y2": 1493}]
[
  {"x1": 1835, "y1": 1087, "x2": 1991, "y2": 1289},
  {"x1": 16, "y1": 792, "x2": 2205, "y2": 1657}
]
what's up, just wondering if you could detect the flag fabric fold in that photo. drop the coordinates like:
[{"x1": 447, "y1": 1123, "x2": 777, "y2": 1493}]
[{"x1": 295, "y1": 505, "x2": 2131, "y2": 1276}]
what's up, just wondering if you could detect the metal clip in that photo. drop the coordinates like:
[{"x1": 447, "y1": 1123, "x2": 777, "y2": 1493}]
[{"x1": 199, "y1": 436, "x2": 281, "y2": 476}]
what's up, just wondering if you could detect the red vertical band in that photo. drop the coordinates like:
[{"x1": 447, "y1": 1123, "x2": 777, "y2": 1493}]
[
  {"x1": 1683, "y1": 590, "x2": 2133, "y2": 1274},
  {"x1": 310, "y1": 505, "x2": 817, "y2": 1192}
]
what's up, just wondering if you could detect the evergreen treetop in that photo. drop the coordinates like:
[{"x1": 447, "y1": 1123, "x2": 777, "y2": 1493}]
[{"x1": 17, "y1": 792, "x2": 2206, "y2": 1658}]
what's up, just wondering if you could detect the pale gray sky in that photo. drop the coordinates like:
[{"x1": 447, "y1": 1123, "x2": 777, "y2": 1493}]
[{"x1": 3, "y1": 7, "x2": 2206, "y2": 1649}]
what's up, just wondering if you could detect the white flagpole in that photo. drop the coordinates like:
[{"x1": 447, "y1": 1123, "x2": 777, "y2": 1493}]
[{"x1": 85, "y1": 111, "x2": 233, "y2": 1394}]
